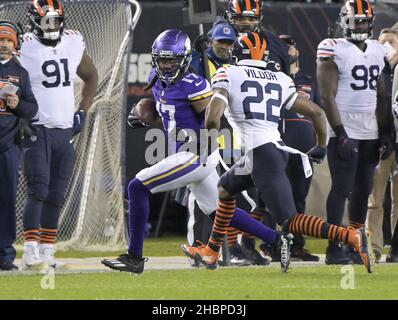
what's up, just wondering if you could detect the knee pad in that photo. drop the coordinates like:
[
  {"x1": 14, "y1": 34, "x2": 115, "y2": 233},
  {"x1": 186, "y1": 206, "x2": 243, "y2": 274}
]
[{"x1": 26, "y1": 181, "x2": 49, "y2": 202}]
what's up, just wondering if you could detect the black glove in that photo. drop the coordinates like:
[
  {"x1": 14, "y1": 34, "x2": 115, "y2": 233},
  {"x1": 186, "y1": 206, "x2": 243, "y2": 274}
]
[
  {"x1": 127, "y1": 105, "x2": 147, "y2": 129},
  {"x1": 192, "y1": 34, "x2": 209, "y2": 53},
  {"x1": 72, "y1": 109, "x2": 86, "y2": 136},
  {"x1": 307, "y1": 145, "x2": 326, "y2": 164},
  {"x1": 334, "y1": 125, "x2": 357, "y2": 161},
  {"x1": 379, "y1": 126, "x2": 394, "y2": 160}
]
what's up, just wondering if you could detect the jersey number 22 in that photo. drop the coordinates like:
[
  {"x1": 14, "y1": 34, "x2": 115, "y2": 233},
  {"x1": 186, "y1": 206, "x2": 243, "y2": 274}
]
[{"x1": 241, "y1": 80, "x2": 282, "y2": 123}]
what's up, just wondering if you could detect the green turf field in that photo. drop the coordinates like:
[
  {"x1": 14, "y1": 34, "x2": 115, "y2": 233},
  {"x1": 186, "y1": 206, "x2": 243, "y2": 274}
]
[
  {"x1": 3, "y1": 238, "x2": 398, "y2": 300},
  {"x1": 0, "y1": 265, "x2": 397, "y2": 300}
]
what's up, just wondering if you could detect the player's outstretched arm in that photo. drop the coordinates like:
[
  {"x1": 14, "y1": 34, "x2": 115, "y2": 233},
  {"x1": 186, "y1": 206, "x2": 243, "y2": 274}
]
[{"x1": 77, "y1": 51, "x2": 99, "y2": 112}]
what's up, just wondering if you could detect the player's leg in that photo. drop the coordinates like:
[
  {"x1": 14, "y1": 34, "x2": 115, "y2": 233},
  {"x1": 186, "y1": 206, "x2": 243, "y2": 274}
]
[
  {"x1": 182, "y1": 151, "x2": 292, "y2": 271},
  {"x1": 21, "y1": 126, "x2": 50, "y2": 270},
  {"x1": 286, "y1": 154, "x2": 319, "y2": 262},
  {"x1": 39, "y1": 128, "x2": 75, "y2": 269},
  {"x1": 186, "y1": 193, "x2": 213, "y2": 267},
  {"x1": 325, "y1": 137, "x2": 359, "y2": 265},
  {"x1": 249, "y1": 143, "x2": 372, "y2": 272},
  {"x1": 240, "y1": 195, "x2": 270, "y2": 265},
  {"x1": 102, "y1": 151, "x2": 219, "y2": 273},
  {"x1": 0, "y1": 144, "x2": 20, "y2": 271},
  {"x1": 347, "y1": 139, "x2": 379, "y2": 263}
]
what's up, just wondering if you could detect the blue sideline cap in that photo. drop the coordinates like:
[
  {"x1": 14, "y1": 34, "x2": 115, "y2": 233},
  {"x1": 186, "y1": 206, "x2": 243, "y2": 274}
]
[{"x1": 211, "y1": 24, "x2": 236, "y2": 42}]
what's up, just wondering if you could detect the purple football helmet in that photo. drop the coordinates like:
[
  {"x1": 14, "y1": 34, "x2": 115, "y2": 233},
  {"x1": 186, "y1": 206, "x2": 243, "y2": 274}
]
[{"x1": 151, "y1": 29, "x2": 192, "y2": 84}]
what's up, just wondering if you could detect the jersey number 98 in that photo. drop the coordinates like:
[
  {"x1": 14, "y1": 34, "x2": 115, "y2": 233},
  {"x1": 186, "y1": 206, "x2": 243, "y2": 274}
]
[{"x1": 350, "y1": 65, "x2": 379, "y2": 91}]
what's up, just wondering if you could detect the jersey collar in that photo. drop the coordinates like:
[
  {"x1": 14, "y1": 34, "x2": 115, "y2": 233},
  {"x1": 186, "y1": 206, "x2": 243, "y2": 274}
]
[{"x1": 237, "y1": 59, "x2": 268, "y2": 69}]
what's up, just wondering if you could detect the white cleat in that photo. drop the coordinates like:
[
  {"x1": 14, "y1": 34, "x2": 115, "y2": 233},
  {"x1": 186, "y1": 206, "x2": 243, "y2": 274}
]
[
  {"x1": 21, "y1": 243, "x2": 47, "y2": 271},
  {"x1": 39, "y1": 244, "x2": 67, "y2": 270}
]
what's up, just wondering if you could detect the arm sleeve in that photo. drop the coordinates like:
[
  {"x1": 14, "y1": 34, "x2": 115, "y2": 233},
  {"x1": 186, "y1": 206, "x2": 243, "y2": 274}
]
[
  {"x1": 12, "y1": 68, "x2": 38, "y2": 120},
  {"x1": 211, "y1": 66, "x2": 231, "y2": 94},
  {"x1": 317, "y1": 38, "x2": 337, "y2": 62}
]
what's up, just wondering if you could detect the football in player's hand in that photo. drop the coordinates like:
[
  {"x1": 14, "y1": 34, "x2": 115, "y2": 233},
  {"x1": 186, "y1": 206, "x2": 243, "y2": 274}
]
[{"x1": 133, "y1": 98, "x2": 158, "y2": 124}]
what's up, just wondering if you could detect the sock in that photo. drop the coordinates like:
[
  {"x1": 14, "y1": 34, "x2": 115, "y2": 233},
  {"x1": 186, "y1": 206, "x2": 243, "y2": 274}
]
[
  {"x1": 127, "y1": 178, "x2": 151, "y2": 257},
  {"x1": 208, "y1": 198, "x2": 236, "y2": 252},
  {"x1": 285, "y1": 213, "x2": 357, "y2": 245},
  {"x1": 242, "y1": 208, "x2": 264, "y2": 239},
  {"x1": 227, "y1": 227, "x2": 239, "y2": 247},
  {"x1": 39, "y1": 228, "x2": 57, "y2": 245},
  {"x1": 23, "y1": 229, "x2": 40, "y2": 243},
  {"x1": 229, "y1": 207, "x2": 277, "y2": 246}
]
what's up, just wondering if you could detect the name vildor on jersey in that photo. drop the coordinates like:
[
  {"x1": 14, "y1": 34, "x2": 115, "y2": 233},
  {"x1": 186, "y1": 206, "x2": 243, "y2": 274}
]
[{"x1": 244, "y1": 68, "x2": 278, "y2": 81}]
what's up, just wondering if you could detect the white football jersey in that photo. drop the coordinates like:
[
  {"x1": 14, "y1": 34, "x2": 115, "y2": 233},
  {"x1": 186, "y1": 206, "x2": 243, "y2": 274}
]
[
  {"x1": 317, "y1": 38, "x2": 386, "y2": 139},
  {"x1": 18, "y1": 30, "x2": 86, "y2": 128},
  {"x1": 211, "y1": 59, "x2": 297, "y2": 152}
]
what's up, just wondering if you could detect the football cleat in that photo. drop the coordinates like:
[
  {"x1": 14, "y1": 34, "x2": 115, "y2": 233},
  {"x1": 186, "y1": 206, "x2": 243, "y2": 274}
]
[
  {"x1": 242, "y1": 238, "x2": 271, "y2": 266},
  {"x1": 181, "y1": 242, "x2": 219, "y2": 270},
  {"x1": 352, "y1": 227, "x2": 374, "y2": 273},
  {"x1": 290, "y1": 247, "x2": 320, "y2": 262},
  {"x1": 21, "y1": 243, "x2": 47, "y2": 271},
  {"x1": 229, "y1": 243, "x2": 252, "y2": 266},
  {"x1": 39, "y1": 244, "x2": 66, "y2": 270},
  {"x1": 101, "y1": 254, "x2": 148, "y2": 274},
  {"x1": 275, "y1": 232, "x2": 293, "y2": 273},
  {"x1": 0, "y1": 261, "x2": 18, "y2": 271},
  {"x1": 325, "y1": 242, "x2": 353, "y2": 265}
]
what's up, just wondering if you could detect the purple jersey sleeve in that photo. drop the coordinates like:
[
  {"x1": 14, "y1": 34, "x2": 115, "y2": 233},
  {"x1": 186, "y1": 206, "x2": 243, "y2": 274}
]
[{"x1": 183, "y1": 73, "x2": 213, "y2": 102}]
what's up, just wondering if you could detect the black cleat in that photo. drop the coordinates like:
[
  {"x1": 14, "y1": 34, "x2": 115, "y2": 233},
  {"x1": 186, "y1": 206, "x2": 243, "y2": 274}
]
[
  {"x1": 290, "y1": 247, "x2": 320, "y2": 262},
  {"x1": 242, "y1": 238, "x2": 270, "y2": 266},
  {"x1": 229, "y1": 243, "x2": 252, "y2": 266},
  {"x1": 345, "y1": 246, "x2": 364, "y2": 265},
  {"x1": 0, "y1": 261, "x2": 18, "y2": 271},
  {"x1": 325, "y1": 242, "x2": 353, "y2": 265},
  {"x1": 101, "y1": 253, "x2": 148, "y2": 274},
  {"x1": 386, "y1": 252, "x2": 398, "y2": 263}
]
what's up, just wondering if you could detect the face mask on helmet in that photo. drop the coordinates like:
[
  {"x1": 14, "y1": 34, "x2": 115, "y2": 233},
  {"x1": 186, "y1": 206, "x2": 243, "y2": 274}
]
[
  {"x1": 151, "y1": 29, "x2": 192, "y2": 85},
  {"x1": 339, "y1": 0, "x2": 374, "y2": 42},
  {"x1": 226, "y1": 0, "x2": 262, "y2": 34},
  {"x1": 29, "y1": 0, "x2": 64, "y2": 43}
]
